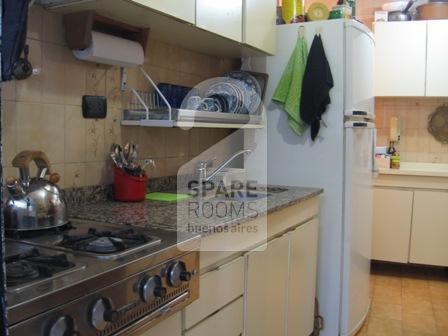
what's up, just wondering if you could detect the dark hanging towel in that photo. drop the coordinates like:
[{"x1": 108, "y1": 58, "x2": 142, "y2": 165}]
[
  {"x1": 300, "y1": 34, "x2": 334, "y2": 141},
  {"x1": 1, "y1": 0, "x2": 30, "y2": 81}
]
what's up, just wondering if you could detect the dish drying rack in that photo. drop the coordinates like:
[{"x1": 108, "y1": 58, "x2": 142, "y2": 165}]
[{"x1": 121, "y1": 67, "x2": 264, "y2": 129}]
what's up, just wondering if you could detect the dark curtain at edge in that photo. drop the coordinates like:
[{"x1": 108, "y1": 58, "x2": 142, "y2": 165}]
[{"x1": 0, "y1": 0, "x2": 8, "y2": 332}]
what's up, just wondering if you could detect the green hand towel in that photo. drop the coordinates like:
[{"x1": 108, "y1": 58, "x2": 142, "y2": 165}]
[{"x1": 272, "y1": 36, "x2": 308, "y2": 136}]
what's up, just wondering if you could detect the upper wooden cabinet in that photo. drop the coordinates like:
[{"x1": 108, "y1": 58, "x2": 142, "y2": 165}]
[
  {"x1": 48, "y1": 0, "x2": 276, "y2": 57},
  {"x1": 130, "y1": 0, "x2": 196, "y2": 23},
  {"x1": 375, "y1": 20, "x2": 448, "y2": 97},
  {"x1": 374, "y1": 21, "x2": 427, "y2": 97},
  {"x1": 244, "y1": 0, "x2": 276, "y2": 54},
  {"x1": 196, "y1": 0, "x2": 243, "y2": 42},
  {"x1": 426, "y1": 20, "x2": 448, "y2": 97}
]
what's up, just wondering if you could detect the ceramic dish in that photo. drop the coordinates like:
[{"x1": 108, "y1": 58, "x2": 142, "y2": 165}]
[
  {"x1": 205, "y1": 80, "x2": 241, "y2": 113},
  {"x1": 226, "y1": 71, "x2": 262, "y2": 115}
]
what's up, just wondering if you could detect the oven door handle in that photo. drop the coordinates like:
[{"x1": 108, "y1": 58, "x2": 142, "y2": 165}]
[{"x1": 115, "y1": 291, "x2": 190, "y2": 336}]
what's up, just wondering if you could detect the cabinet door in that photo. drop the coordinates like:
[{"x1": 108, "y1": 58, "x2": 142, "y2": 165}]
[
  {"x1": 426, "y1": 20, "x2": 448, "y2": 97},
  {"x1": 196, "y1": 0, "x2": 242, "y2": 42},
  {"x1": 410, "y1": 191, "x2": 448, "y2": 267},
  {"x1": 139, "y1": 312, "x2": 181, "y2": 336},
  {"x1": 374, "y1": 21, "x2": 427, "y2": 97},
  {"x1": 287, "y1": 219, "x2": 319, "y2": 336},
  {"x1": 185, "y1": 298, "x2": 243, "y2": 336},
  {"x1": 243, "y1": 0, "x2": 276, "y2": 54},
  {"x1": 371, "y1": 188, "x2": 414, "y2": 263},
  {"x1": 245, "y1": 235, "x2": 289, "y2": 336},
  {"x1": 184, "y1": 257, "x2": 244, "y2": 329},
  {"x1": 130, "y1": 0, "x2": 196, "y2": 23}
]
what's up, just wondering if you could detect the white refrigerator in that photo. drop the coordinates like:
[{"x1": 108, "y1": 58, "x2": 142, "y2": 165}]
[{"x1": 244, "y1": 20, "x2": 375, "y2": 336}]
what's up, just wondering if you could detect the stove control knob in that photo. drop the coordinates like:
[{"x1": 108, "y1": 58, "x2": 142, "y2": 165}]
[
  {"x1": 167, "y1": 261, "x2": 192, "y2": 288},
  {"x1": 47, "y1": 315, "x2": 79, "y2": 336},
  {"x1": 90, "y1": 298, "x2": 119, "y2": 331},
  {"x1": 139, "y1": 275, "x2": 167, "y2": 302}
]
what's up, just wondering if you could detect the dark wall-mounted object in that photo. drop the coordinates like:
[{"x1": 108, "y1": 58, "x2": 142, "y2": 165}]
[
  {"x1": 82, "y1": 95, "x2": 107, "y2": 119},
  {"x1": 63, "y1": 11, "x2": 150, "y2": 53},
  {"x1": 1, "y1": 0, "x2": 30, "y2": 81}
]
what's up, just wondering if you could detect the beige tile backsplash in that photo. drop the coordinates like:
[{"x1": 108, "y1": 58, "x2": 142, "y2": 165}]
[
  {"x1": 376, "y1": 97, "x2": 448, "y2": 163},
  {"x1": 1, "y1": 6, "x2": 238, "y2": 188}
]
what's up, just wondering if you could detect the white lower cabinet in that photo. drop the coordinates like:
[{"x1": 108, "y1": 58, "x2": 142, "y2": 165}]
[
  {"x1": 139, "y1": 312, "x2": 181, "y2": 336},
  {"x1": 184, "y1": 298, "x2": 243, "y2": 336},
  {"x1": 371, "y1": 188, "x2": 414, "y2": 263},
  {"x1": 287, "y1": 219, "x2": 319, "y2": 336},
  {"x1": 410, "y1": 191, "x2": 448, "y2": 267},
  {"x1": 184, "y1": 257, "x2": 244, "y2": 329},
  {"x1": 245, "y1": 235, "x2": 290, "y2": 336}
]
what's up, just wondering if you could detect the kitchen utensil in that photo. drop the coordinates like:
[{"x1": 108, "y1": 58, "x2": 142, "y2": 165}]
[
  {"x1": 416, "y1": 1, "x2": 448, "y2": 20},
  {"x1": 114, "y1": 166, "x2": 148, "y2": 202},
  {"x1": 388, "y1": 0, "x2": 414, "y2": 21},
  {"x1": 226, "y1": 71, "x2": 262, "y2": 115},
  {"x1": 186, "y1": 95, "x2": 202, "y2": 110},
  {"x1": 330, "y1": 4, "x2": 353, "y2": 19},
  {"x1": 382, "y1": 1, "x2": 409, "y2": 12},
  {"x1": 282, "y1": 0, "x2": 306, "y2": 23},
  {"x1": 12, "y1": 44, "x2": 33, "y2": 80},
  {"x1": 110, "y1": 143, "x2": 149, "y2": 177},
  {"x1": 307, "y1": 2, "x2": 331, "y2": 21},
  {"x1": 205, "y1": 80, "x2": 241, "y2": 113},
  {"x1": 4, "y1": 150, "x2": 68, "y2": 231},
  {"x1": 428, "y1": 105, "x2": 448, "y2": 144}
]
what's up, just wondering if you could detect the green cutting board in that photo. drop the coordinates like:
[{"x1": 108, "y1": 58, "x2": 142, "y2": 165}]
[{"x1": 146, "y1": 192, "x2": 192, "y2": 202}]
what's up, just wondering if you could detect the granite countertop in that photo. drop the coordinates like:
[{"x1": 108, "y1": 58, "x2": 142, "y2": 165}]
[
  {"x1": 68, "y1": 186, "x2": 323, "y2": 236},
  {"x1": 379, "y1": 162, "x2": 448, "y2": 178}
]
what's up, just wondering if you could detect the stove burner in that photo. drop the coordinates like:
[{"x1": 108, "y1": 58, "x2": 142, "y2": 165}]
[
  {"x1": 7, "y1": 262, "x2": 40, "y2": 284},
  {"x1": 6, "y1": 248, "x2": 75, "y2": 287},
  {"x1": 58, "y1": 228, "x2": 156, "y2": 254}
]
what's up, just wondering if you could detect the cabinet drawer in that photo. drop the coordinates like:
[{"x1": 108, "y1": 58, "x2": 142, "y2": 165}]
[
  {"x1": 184, "y1": 257, "x2": 244, "y2": 329},
  {"x1": 185, "y1": 298, "x2": 243, "y2": 336}
]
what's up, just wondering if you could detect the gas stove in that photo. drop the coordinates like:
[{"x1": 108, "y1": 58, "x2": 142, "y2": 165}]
[
  {"x1": 7, "y1": 220, "x2": 200, "y2": 336},
  {"x1": 11, "y1": 221, "x2": 162, "y2": 260},
  {"x1": 5, "y1": 242, "x2": 85, "y2": 292}
]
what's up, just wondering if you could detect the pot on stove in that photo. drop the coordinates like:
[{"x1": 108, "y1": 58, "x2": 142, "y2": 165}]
[{"x1": 4, "y1": 150, "x2": 68, "y2": 231}]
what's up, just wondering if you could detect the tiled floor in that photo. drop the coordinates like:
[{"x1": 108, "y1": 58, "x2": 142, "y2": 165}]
[{"x1": 357, "y1": 262, "x2": 448, "y2": 336}]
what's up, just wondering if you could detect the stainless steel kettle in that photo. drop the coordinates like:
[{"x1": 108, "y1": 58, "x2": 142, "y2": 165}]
[{"x1": 4, "y1": 150, "x2": 68, "y2": 231}]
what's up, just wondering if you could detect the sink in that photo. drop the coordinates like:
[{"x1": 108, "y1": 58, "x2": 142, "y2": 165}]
[{"x1": 214, "y1": 190, "x2": 272, "y2": 202}]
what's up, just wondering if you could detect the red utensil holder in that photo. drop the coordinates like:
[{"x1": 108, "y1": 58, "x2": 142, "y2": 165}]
[{"x1": 114, "y1": 167, "x2": 148, "y2": 202}]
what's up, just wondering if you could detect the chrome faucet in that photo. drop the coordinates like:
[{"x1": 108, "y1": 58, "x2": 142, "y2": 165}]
[{"x1": 197, "y1": 149, "x2": 252, "y2": 188}]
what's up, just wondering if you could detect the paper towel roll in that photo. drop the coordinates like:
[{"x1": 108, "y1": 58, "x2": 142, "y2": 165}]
[{"x1": 73, "y1": 31, "x2": 144, "y2": 68}]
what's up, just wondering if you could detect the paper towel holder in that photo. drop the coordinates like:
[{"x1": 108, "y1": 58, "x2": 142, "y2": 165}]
[{"x1": 63, "y1": 10, "x2": 150, "y2": 53}]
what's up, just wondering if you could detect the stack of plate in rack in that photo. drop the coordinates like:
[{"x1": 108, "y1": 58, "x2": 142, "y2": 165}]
[{"x1": 191, "y1": 71, "x2": 262, "y2": 115}]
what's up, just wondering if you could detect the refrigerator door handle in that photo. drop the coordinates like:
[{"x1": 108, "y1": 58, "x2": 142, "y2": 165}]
[
  {"x1": 372, "y1": 128, "x2": 379, "y2": 177},
  {"x1": 352, "y1": 110, "x2": 368, "y2": 116},
  {"x1": 344, "y1": 121, "x2": 375, "y2": 128}
]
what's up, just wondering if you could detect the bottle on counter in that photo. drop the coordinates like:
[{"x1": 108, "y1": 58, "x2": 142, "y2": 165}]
[
  {"x1": 387, "y1": 141, "x2": 400, "y2": 169},
  {"x1": 347, "y1": 0, "x2": 356, "y2": 17},
  {"x1": 277, "y1": 6, "x2": 286, "y2": 25},
  {"x1": 387, "y1": 141, "x2": 396, "y2": 156}
]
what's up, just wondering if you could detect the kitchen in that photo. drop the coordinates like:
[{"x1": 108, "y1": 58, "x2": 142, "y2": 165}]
[{"x1": 0, "y1": 0, "x2": 447, "y2": 335}]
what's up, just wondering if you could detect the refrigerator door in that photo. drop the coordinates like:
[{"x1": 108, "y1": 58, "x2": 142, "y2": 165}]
[
  {"x1": 344, "y1": 21, "x2": 375, "y2": 119},
  {"x1": 340, "y1": 121, "x2": 375, "y2": 336}
]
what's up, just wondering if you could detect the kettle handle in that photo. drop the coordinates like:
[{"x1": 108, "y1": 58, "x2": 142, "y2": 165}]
[{"x1": 12, "y1": 150, "x2": 52, "y2": 181}]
